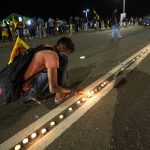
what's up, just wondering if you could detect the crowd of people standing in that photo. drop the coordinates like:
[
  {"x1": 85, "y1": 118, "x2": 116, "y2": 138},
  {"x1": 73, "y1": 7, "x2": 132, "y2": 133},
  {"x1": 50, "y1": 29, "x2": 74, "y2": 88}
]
[{"x1": 0, "y1": 14, "x2": 144, "y2": 43}]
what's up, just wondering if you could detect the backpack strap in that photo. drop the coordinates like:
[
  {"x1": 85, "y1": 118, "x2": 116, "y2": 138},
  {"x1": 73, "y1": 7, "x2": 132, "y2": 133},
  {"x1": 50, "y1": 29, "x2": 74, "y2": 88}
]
[{"x1": 34, "y1": 44, "x2": 55, "y2": 52}]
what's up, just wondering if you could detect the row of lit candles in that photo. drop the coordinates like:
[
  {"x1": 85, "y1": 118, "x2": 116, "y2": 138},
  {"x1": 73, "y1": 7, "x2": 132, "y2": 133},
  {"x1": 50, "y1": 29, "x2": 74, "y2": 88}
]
[{"x1": 13, "y1": 47, "x2": 149, "y2": 150}]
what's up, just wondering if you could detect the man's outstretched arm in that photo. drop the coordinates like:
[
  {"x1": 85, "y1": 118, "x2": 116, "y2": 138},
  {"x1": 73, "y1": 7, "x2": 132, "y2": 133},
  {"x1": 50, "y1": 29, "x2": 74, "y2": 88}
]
[{"x1": 47, "y1": 68, "x2": 71, "y2": 95}]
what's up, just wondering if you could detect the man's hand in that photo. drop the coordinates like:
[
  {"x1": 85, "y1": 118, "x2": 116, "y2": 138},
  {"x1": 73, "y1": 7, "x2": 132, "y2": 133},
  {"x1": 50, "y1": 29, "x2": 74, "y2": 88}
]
[
  {"x1": 55, "y1": 87, "x2": 84, "y2": 104},
  {"x1": 72, "y1": 88, "x2": 83, "y2": 97},
  {"x1": 61, "y1": 87, "x2": 72, "y2": 94}
]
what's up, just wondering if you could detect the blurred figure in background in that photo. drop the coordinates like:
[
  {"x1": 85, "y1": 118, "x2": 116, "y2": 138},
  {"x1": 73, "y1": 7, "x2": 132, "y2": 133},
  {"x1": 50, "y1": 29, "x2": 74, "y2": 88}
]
[{"x1": 111, "y1": 9, "x2": 121, "y2": 41}]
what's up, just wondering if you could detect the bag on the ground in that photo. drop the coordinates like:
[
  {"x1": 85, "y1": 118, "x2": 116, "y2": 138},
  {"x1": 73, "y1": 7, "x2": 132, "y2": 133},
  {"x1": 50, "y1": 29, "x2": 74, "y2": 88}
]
[{"x1": 0, "y1": 45, "x2": 54, "y2": 104}]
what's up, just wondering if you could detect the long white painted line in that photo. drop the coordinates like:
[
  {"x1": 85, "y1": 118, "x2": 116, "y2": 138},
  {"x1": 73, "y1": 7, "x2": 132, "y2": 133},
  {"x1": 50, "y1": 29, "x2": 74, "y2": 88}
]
[
  {"x1": 29, "y1": 47, "x2": 150, "y2": 150},
  {"x1": 29, "y1": 79, "x2": 119, "y2": 150},
  {"x1": 0, "y1": 44, "x2": 149, "y2": 150},
  {"x1": 83, "y1": 44, "x2": 150, "y2": 92},
  {"x1": 0, "y1": 96, "x2": 78, "y2": 150}
]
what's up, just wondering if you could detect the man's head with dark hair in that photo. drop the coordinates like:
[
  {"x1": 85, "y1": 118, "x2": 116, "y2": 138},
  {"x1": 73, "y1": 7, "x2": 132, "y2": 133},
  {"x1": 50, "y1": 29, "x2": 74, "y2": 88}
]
[{"x1": 55, "y1": 37, "x2": 75, "y2": 54}]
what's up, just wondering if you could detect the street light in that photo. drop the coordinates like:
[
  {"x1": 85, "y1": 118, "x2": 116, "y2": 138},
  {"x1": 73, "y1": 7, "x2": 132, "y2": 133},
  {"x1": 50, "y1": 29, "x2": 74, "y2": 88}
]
[
  {"x1": 123, "y1": 0, "x2": 125, "y2": 13},
  {"x1": 83, "y1": 9, "x2": 89, "y2": 18},
  {"x1": 120, "y1": 0, "x2": 126, "y2": 26}
]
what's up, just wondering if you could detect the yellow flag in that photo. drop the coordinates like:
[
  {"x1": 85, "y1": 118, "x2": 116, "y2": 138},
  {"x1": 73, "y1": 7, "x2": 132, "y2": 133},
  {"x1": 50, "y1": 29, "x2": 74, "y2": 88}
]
[
  {"x1": 8, "y1": 36, "x2": 30, "y2": 64},
  {"x1": 12, "y1": 17, "x2": 17, "y2": 29},
  {"x1": 93, "y1": 8, "x2": 100, "y2": 20}
]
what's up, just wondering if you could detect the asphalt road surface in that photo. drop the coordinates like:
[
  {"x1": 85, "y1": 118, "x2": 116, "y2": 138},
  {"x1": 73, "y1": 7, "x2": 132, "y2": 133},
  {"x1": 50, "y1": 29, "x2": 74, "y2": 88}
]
[{"x1": 0, "y1": 26, "x2": 150, "y2": 150}]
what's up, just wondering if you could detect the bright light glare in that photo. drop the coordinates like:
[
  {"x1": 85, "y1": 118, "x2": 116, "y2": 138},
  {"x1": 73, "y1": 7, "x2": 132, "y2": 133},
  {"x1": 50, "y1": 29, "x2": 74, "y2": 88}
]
[
  {"x1": 87, "y1": 92, "x2": 91, "y2": 98},
  {"x1": 59, "y1": 115, "x2": 64, "y2": 119},
  {"x1": 68, "y1": 107, "x2": 73, "y2": 111},
  {"x1": 27, "y1": 20, "x2": 31, "y2": 25},
  {"x1": 41, "y1": 128, "x2": 47, "y2": 134},
  {"x1": 77, "y1": 101, "x2": 81, "y2": 105},
  {"x1": 22, "y1": 138, "x2": 29, "y2": 144},
  {"x1": 18, "y1": 17, "x2": 22, "y2": 22},
  {"x1": 14, "y1": 144, "x2": 21, "y2": 150},
  {"x1": 50, "y1": 121, "x2": 55, "y2": 126},
  {"x1": 80, "y1": 56, "x2": 85, "y2": 59},
  {"x1": 31, "y1": 133, "x2": 37, "y2": 139},
  {"x1": 84, "y1": 9, "x2": 89, "y2": 12},
  {"x1": 82, "y1": 97, "x2": 86, "y2": 101}
]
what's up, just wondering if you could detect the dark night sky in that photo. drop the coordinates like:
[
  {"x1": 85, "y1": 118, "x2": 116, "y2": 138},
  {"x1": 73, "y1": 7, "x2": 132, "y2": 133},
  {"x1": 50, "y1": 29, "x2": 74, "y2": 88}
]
[{"x1": 1, "y1": 0, "x2": 150, "y2": 20}]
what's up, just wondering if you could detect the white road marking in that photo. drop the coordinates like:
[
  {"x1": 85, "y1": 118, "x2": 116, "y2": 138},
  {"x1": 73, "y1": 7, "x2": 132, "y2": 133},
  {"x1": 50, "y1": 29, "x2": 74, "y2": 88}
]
[{"x1": 0, "y1": 44, "x2": 149, "y2": 150}]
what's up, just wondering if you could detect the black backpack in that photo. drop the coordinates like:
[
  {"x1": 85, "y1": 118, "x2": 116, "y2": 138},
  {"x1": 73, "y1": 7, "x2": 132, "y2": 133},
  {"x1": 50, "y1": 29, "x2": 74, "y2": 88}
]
[{"x1": 0, "y1": 45, "x2": 54, "y2": 104}]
